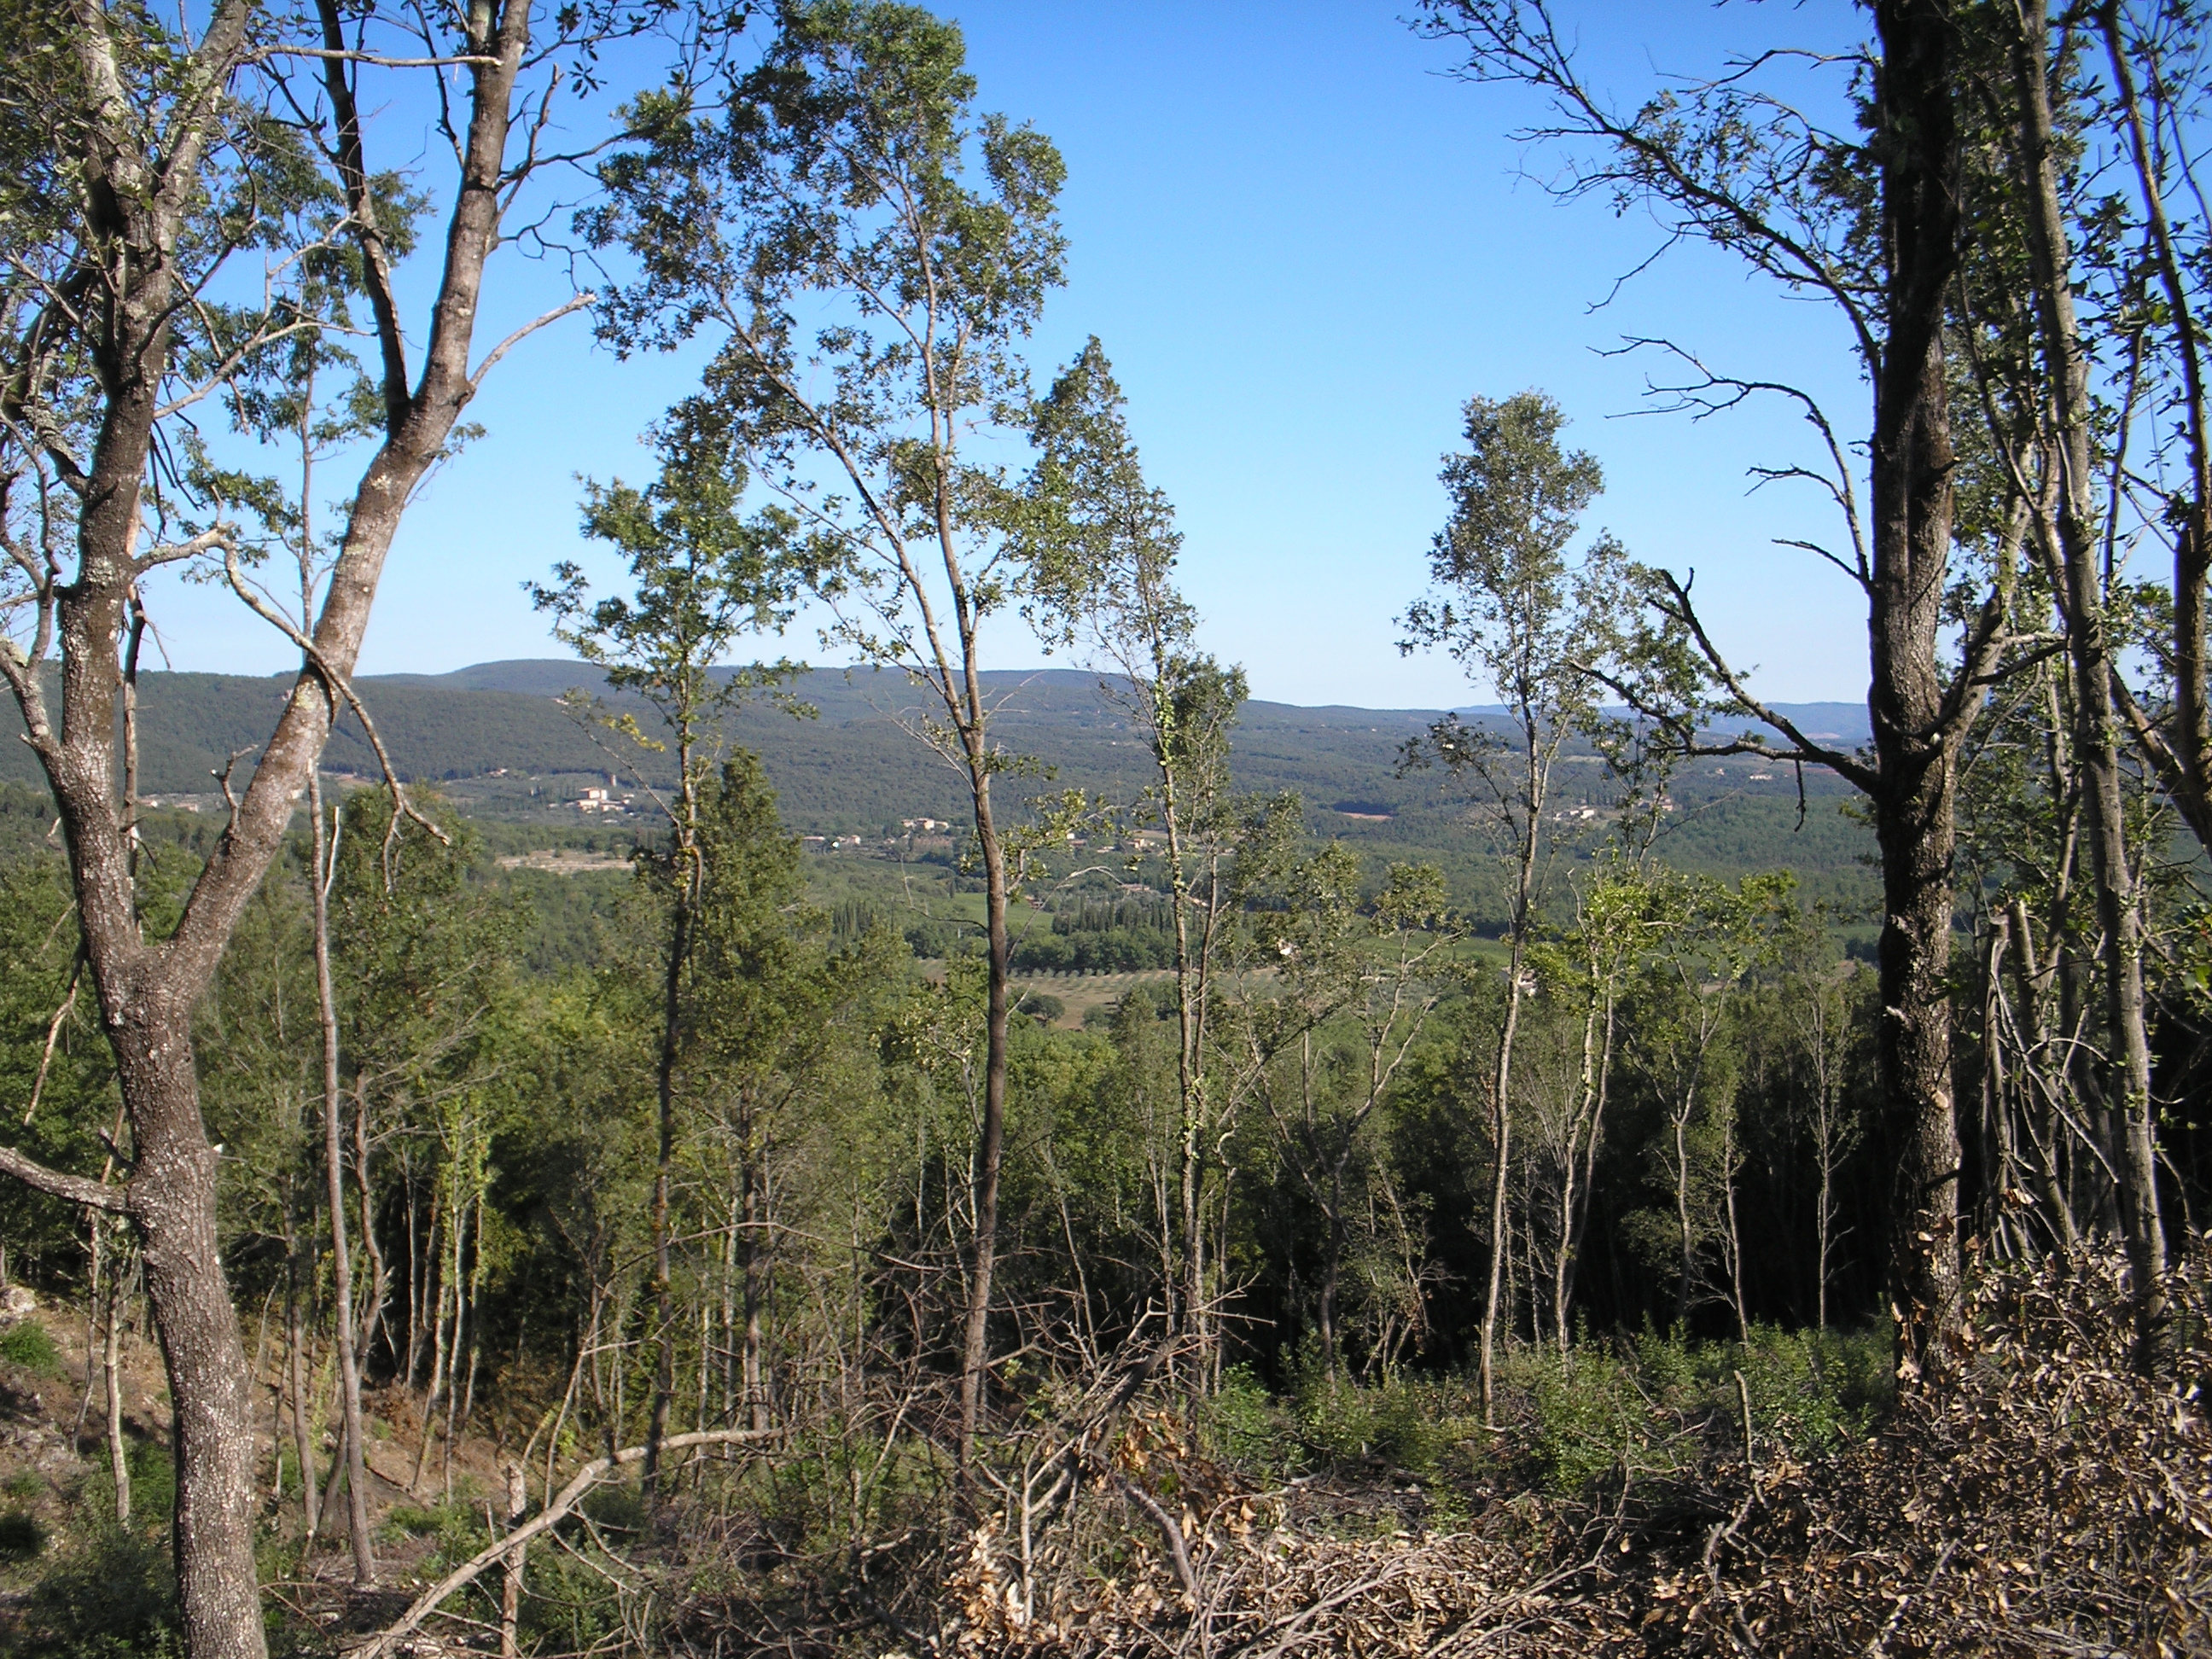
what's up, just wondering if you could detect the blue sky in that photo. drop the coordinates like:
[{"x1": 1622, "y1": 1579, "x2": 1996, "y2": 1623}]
[{"x1": 143, "y1": 1, "x2": 1878, "y2": 710}]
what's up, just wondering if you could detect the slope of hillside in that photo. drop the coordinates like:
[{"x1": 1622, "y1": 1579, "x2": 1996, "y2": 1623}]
[{"x1": 0, "y1": 662, "x2": 1877, "y2": 907}]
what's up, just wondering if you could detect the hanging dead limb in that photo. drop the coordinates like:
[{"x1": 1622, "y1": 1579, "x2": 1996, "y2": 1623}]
[
  {"x1": 465, "y1": 293, "x2": 597, "y2": 396},
  {"x1": 20, "y1": 951, "x2": 82, "y2": 1126},
  {"x1": 253, "y1": 45, "x2": 501, "y2": 67},
  {"x1": 351, "y1": 1427, "x2": 779, "y2": 1659}
]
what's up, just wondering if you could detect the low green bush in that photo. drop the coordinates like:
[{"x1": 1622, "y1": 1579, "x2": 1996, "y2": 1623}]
[
  {"x1": 20, "y1": 1522, "x2": 178, "y2": 1657},
  {"x1": 1515, "y1": 1324, "x2": 1891, "y2": 1496},
  {"x1": 0, "y1": 1508, "x2": 44, "y2": 1559},
  {"x1": 1288, "y1": 1362, "x2": 1481, "y2": 1481},
  {"x1": 1734, "y1": 1324, "x2": 1888, "y2": 1452},
  {"x1": 1203, "y1": 1364, "x2": 1301, "y2": 1480},
  {"x1": 1518, "y1": 1345, "x2": 1668, "y2": 1494},
  {"x1": 0, "y1": 1318, "x2": 61, "y2": 1376}
]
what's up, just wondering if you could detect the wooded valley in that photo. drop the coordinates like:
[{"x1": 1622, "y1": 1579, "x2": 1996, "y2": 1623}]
[{"x1": 3, "y1": 2, "x2": 2211, "y2": 1655}]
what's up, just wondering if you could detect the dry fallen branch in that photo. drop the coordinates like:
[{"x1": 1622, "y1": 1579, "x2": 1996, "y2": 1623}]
[{"x1": 350, "y1": 1427, "x2": 777, "y2": 1659}]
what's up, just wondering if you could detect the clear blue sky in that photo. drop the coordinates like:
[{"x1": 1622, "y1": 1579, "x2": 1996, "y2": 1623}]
[{"x1": 143, "y1": 1, "x2": 1876, "y2": 710}]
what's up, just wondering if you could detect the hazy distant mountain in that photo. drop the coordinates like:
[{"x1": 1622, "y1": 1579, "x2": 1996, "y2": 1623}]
[{"x1": 0, "y1": 661, "x2": 1877, "y2": 904}]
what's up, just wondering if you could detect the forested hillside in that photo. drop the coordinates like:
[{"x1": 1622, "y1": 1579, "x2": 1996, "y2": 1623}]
[
  {"x1": 0, "y1": 659, "x2": 1883, "y2": 919},
  {"x1": 2, "y1": 4, "x2": 2209, "y2": 1659}
]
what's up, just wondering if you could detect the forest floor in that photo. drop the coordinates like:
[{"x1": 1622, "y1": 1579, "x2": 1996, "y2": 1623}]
[
  {"x1": 0, "y1": 1287, "x2": 530, "y2": 1653},
  {"x1": 0, "y1": 1252, "x2": 2207, "y2": 1656}
]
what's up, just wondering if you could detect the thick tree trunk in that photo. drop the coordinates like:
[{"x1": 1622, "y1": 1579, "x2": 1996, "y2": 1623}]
[
  {"x1": 1870, "y1": 753, "x2": 1963, "y2": 1377},
  {"x1": 1868, "y1": 0, "x2": 1967, "y2": 1383},
  {"x1": 118, "y1": 1004, "x2": 270, "y2": 1659},
  {"x1": 0, "y1": 6, "x2": 533, "y2": 1648}
]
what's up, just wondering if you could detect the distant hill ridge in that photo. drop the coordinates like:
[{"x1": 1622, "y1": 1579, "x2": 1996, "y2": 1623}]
[
  {"x1": 387, "y1": 660, "x2": 1872, "y2": 744},
  {"x1": 0, "y1": 659, "x2": 1872, "y2": 847}
]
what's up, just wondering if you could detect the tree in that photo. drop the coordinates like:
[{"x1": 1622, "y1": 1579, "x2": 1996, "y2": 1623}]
[
  {"x1": 1018, "y1": 338, "x2": 1249, "y2": 1377},
  {"x1": 2092, "y1": 3, "x2": 2212, "y2": 860},
  {"x1": 1399, "y1": 389, "x2": 1625, "y2": 1423},
  {"x1": 0, "y1": 0, "x2": 692, "y2": 1636},
  {"x1": 1419, "y1": 0, "x2": 2015, "y2": 1378},
  {"x1": 684, "y1": 754, "x2": 899, "y2": 1433},
  {"x1": 1781, "y1": 940, "x2": 1866, "y2": 1331},
  {"x1": 532, "y1": 438, "x2": 796, "y2": 1493},
  {"x1": 589, "y1": 0, "x2": 1073, "y2": 1468},
  {"x1": 1528, "y1": 860, "x2": 1671, "y2": 1353},
  {"x1": 1625, "y1": 872, "x2": 1791, "y2": 1338}
]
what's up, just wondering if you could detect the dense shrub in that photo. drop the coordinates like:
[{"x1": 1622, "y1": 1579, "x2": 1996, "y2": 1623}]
[{"x1": 0, "y1": 1318, "x2": 61, "y2": 1376}]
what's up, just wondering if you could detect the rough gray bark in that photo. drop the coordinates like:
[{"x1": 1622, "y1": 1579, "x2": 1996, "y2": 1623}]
[
  {"x1": 1423, "y1": 0, "x2": 2005, "y2": 1379},
  {"x1": 0, "y1": 3, "x2": 544, "y2": 1649},
  {"x1": 1866, "y1": 0, "x2": 1970, "y2": 1380}
]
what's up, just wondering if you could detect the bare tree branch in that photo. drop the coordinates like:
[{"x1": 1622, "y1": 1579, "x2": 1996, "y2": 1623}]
[
  {"x1": 0, "y1": 1140, "x2": 127, "y2": 1213},
  {"x1": 355, "y1": 1428, "x2": 778, "y2": 1659}
]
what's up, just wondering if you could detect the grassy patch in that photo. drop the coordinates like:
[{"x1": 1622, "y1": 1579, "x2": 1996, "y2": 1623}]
[{"x1": 0, "y1": 1319, "x2": 61, "y2": 1376}]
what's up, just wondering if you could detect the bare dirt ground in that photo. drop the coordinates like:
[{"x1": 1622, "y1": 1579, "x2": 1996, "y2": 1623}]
[{"x1": 0, "y1": 1288, "x2": 524, "y2": 1649}]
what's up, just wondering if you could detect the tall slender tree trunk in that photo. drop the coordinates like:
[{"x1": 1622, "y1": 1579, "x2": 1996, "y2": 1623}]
[
  {"x1": 1480, "y1": 721, "x2": 1545, "y2": 1427},
  {"x1": 1552, "y1": 971, "x2": 1617, "y2": 1356},
  {"x1": 106, "y1": 1279, "x2": 131, "y2": 1524},
  {"x1": 1722, "y1": 1112, "x2": 1749, "y2": 1342},
  {"x1": 740, "y1": 1103, "x2": 766, "y2": 1434},
  {"x1": 2015, "y1": 7, "x2": 2166, "y2": 1355},
  {"x1": 310, "y1": 775, "x2": 376, "y2": 1582},
  {"x1": 499, "y1": 1460, "x2": 527, "y2": 1658},
  {"x1": 286, "y1": 1225, "x2": 321, "y2": 1542},
  {"x1": 958, "y1": 775, "x2": 1011, "y2": 1470},
  {"x1": 1318, "y1": 1178, "x2": 1344, "y2": 1386},
  {"x1": 1809, "y1": 982, "x2": 1840, "y2": 1330},
  {"x1": 644, "y1": 812, "x2": 694, "y2": 1499},
  {"x1": 354, "y1": 1087, "x2": 389, "y2": 1365},
  {"x1": 2099, "y1": 4, "x2": 2212, "y2": 849},
  {"x1": 2008, "y1": 900, "x2": 2081, "y2": 1250},
  {"x1": 1161, "y1": 771, "x2": 1209, "y2": 1375},
  {"x1": 1673, "y1": 1089, "x2": 1697, "y2": 1331}
]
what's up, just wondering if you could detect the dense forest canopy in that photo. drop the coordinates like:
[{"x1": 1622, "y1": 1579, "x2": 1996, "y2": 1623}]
[{"x1": 2, "y1": 3, "x2": 2210, "y2": 1656}]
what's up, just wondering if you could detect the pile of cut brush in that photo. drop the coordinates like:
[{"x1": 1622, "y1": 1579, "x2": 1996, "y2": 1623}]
[{"x1": 895, "y1": 1248, "x2": 2212, "y2": 1657}]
